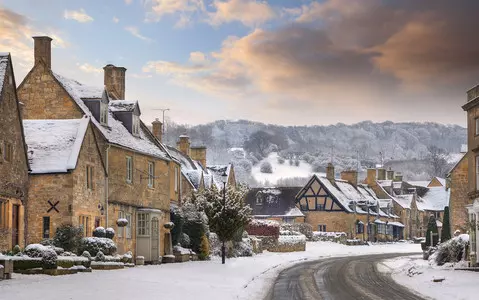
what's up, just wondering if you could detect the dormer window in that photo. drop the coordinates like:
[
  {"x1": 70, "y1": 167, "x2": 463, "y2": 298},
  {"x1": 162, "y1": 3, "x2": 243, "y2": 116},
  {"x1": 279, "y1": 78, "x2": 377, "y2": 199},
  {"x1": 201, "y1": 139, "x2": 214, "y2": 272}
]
[
  {"x1": 100, "y1": 102, "x2": 108, "y2": 125},
  {"x1": 132, "y1": 114, "x2": 140, "y2": 136}
]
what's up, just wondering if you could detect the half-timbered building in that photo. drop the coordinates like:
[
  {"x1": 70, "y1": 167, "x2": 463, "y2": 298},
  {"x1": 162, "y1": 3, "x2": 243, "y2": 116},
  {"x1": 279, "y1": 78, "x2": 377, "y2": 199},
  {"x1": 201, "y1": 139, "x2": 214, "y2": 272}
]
[{"x1": 296, "y1": 164, "x2": 404, "y2": 241}]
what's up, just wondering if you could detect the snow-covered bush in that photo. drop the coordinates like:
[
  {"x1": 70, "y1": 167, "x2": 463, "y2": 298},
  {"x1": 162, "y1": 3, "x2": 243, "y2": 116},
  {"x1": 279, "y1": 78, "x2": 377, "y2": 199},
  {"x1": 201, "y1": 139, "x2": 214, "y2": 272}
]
[
  {"x1": 105, "y1": 228, "x2": 115, "y2": 239},
  {"x1": 164, "y1": 222, "x2": 174, "y2": 229},
  {"x1": 53, "y1": 224, "x2": 83, "y2": 252},
  {"x1": 231, "y1": 238, "x2": 253, "y2": 257},
  {"x1": 81, "y1": 251, "x2": 92, "y2": 261},
  {"x1": 116, "y1": 218, "x2": 128, "y2": 227},
  {"x1": 78, "y1": 237, "x2": 117, "y2": 256},
  {"x1": 93, "y1": 227, "x2": 106, "y2": 238},
  {"x1": 246, "y1": 219, "x2": 280, "y2": 237},
  {"x1": 294, "y1": 159, "x2": 300, "y2": 166},
  {"x1": 430, "y1": 234, "x2": 469, "y2": 266},
  {"x1": 24, "y1": 244, "x2": 47, "y2": 258},
  {"x1": 42, "y1": 248, "x2": 58, "y2": 270},
  {"x1": 260, "y1": 161, "x2": 273, "y2": 174},
  {"x1": 179, "y1": 233, "x2": 191, "y2": 248},
  {"x1": 40, "y1": 239, "x2": 54, "y2": 246},
  {"x1": 312, "y1": 231, "x2": 347, "y2": 243},
  {"x1": 277, "y1": 156, "x2": 285, "y2": 164},
  {"x1": 121, "y1": 251, "x2": 133, "y2": 263},
  {"x1": 95, "y1": 250, "x2": 106, "y2": 262},
  {"x1": 12, "y1": 245, "x2": 21, "y2": 255}
]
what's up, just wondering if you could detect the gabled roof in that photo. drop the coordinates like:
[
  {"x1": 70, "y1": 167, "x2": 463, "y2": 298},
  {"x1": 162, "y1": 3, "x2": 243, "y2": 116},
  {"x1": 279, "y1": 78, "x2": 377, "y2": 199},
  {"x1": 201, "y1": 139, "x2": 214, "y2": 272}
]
[
  {"x1": 206, "y1": 164, "x2": 233, "y2": 189},
  {"x1": 24, "y1": 117, "x2": 90, "y2": 174},
  {"x1": 245, "y1": 187, "x2": 303, "y2": 217},
  {"x1": 52, "y1": 73, "x2": 170, "y2": 161},
  {"x1": 407, "y1": 181, "x2": 430, "y2": 188},
  {"x1": 166, "y1": 145, "x2": 204, "y2": 189},
  {"x1": 417, "y1": 187, "x2": 449, "y2": 211},
  {"x1": 448, "y1": 152, "x2": 467, "y2": 175}
]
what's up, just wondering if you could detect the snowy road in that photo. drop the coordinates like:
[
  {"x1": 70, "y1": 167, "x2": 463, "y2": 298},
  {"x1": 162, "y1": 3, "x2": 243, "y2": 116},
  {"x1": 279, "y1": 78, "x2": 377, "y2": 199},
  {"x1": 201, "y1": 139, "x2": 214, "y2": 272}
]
[{"x1": 265, "y1": 253, "x2": 426, "y2": 300}]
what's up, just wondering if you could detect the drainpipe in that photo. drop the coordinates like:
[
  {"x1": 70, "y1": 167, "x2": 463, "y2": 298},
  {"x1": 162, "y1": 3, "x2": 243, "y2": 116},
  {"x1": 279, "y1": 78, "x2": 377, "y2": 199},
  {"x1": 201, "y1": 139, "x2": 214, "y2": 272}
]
[{"x1": 105, "y1": 144, "x2": 111, "y2": 228}]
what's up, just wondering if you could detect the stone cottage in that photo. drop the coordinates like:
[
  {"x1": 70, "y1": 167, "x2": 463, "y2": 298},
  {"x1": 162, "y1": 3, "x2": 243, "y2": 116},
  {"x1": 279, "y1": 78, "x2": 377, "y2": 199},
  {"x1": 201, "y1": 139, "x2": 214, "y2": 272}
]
[
  {"x1": 17, "y1": 36, "x2": 181, "y2": 262},
  {"x1": 23, "y1": 117, "x2": 106, "y2": 243},
  {"x1": 0, "y1": 53, "x2": 29, "y2": 251}
]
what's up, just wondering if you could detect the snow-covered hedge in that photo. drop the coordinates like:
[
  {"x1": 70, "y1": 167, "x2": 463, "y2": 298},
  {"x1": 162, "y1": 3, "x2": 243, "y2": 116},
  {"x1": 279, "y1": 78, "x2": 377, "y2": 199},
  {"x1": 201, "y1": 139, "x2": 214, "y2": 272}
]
[
  {"x1": 246, "y1": 219, "x2": 280, "y2": 237},
  {"x1": 430, "y1": 234, "x2": 469, "y2": 266},
  {"x1": 280, "y1": 223, "x2": 313, "y2": 240},
  {"x1": 78, "y1": 237, "x2": 117, "y2": 256},
  {"x1": 173, "y1": 245, "x2": 195, "y2": 255},
  {"x1": 260, "y1": 161, "x2": 273, "y2": 173},
  {"x1": 116, "y1": 218, "x2": 128, "y2": 227},
  {"x1": 42, "y1": 248, "x2": 58, "y2": 270},
  {"x1": 268, "y1": 232, "x2": 306, "y2": 252},
  {"x1": 24, "y1": 244, "x2": 48, "y2": 258}
]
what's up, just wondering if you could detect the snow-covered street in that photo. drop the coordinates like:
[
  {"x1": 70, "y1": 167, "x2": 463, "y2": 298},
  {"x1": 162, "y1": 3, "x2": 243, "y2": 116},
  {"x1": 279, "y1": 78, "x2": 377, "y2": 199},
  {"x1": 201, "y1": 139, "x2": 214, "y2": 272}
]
[
  {"x1": 379, "y1": 255, "x2": 478, "y2": 300},
  {"x1": 0, "y1": 242, "x2": 419, "y2": 300}
]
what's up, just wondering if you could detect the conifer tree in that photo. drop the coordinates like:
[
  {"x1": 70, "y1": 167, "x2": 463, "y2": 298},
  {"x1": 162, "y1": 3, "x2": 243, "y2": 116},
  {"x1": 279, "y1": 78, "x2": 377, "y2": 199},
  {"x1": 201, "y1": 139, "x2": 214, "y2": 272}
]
[
  {"x1": 425, "y1": 214, "x2": 439, "y2": 247},
  {"x1": 440, "y1": 206, "x2": 451, "y2": 242}
]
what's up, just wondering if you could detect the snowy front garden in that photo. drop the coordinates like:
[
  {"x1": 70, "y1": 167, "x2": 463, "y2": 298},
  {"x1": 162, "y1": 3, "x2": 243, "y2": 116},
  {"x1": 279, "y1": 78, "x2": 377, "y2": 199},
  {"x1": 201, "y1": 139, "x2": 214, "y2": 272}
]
[{"x1": 0, "y1": 241, "x2": 420, "y2": 300}]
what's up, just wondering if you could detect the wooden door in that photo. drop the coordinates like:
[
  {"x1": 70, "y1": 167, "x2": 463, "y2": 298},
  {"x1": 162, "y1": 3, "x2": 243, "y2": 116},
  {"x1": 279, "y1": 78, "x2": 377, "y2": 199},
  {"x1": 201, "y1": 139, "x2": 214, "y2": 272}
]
[
  {"x1": 151, "y1": 217, "x2": 159, "y2": 262},
  {"x1": 12, "y1": 204, "x2": 20, "y2": 248}
]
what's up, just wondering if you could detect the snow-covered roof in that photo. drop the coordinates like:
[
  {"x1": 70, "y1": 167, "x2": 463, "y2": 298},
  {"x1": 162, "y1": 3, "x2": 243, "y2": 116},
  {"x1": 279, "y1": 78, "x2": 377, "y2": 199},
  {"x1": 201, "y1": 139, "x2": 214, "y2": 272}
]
[
  {"x1": 165, "y1": 145, "x2": 205, "y2": 189},
  {"x1": 246, "y1": 187, "x2": 303, "y2": 218},
  {"x1": 377, "y1": 180, "x2": 392, "y2": 187},
  {"x1": 24, "y1": 117, "x2": 89, "y2": 174},
  {"x1": 52, "y1": 73, "x2": 170, "y2": 161},
  {"x1": 416, "y1": 187, "x2": 449, "y2": 211},
  {"x1": 206, "y1": 164, "x2": 232, "y2": 189},
  {"x1": 109, "y1": 100, "x2": 138, "y2": 113},
  {"x1": 448, "y1": 152, "x2": 467, "y2": 175},
  {"x1": 388, "y1": 221, "x2": 405, "y2": 227},
  {"x1": 0, "y1": 53, "x2": 9, "y2": 96},
  {"x1": 407, "y1": 181, "x2": 430, "y2": 188},
  {"x1": 394, "y1": 194, "x2": 414, "y2": 209}
]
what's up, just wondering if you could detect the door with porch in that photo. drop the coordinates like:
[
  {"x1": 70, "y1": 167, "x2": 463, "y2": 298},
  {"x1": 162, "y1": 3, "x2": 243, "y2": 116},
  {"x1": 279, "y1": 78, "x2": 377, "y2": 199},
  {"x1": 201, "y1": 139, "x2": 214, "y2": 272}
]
[{"x1": 12, "y1": 204, "x2": 20, "y2": 248}]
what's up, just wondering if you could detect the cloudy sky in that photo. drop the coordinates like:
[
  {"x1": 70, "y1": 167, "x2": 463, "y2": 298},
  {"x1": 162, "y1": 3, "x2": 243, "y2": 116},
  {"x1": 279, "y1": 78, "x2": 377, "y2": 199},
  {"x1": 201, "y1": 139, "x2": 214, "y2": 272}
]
[{"x1": 1, "y1": 0, "x2": 478, "y2": 126}]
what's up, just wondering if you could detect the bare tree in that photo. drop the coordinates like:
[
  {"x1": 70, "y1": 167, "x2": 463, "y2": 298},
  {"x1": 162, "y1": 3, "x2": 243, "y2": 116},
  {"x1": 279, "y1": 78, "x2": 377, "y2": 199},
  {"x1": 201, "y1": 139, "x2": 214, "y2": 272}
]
[{"x1": 427, "y1": 145, "x2": 449, "y2": 177}]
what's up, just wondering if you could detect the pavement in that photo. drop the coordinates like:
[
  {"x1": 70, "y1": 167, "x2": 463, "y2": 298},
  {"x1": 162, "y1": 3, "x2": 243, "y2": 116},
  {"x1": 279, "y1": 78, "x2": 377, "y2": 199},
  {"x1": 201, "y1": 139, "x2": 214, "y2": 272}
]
[{"x1": 264, "y1": 253, "x2": 427, "y2": 300}]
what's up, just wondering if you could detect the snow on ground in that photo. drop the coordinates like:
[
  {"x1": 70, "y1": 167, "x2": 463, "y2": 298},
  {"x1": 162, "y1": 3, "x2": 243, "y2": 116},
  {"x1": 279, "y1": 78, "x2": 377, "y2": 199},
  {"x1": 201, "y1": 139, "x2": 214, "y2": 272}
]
[
  {"x1": 379, "y1": 255, "x2": 478, "y2": 300},
  {"x1": 0, "y1": 242, "x2": 419, "y2": 300},
  {"x1": 252, "y1": 152, "x2": 324, "y2": 185}
]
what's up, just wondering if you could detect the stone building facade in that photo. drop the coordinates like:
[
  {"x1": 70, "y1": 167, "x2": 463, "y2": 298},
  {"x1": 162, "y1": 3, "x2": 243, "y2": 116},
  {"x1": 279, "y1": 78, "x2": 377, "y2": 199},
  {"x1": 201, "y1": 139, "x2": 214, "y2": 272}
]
[
  {"x1": 0, "y1": 53, "x2": 29, "y2": 251},
  {"x1": 17, "y1": 36, "x2": 181, "y2": 261},
  {"x1": 24, "y1": 119, "x2": 106, "y2": 244},
  {"x1": 448, "y1": 153, "x2": 469, "y2": 233}
]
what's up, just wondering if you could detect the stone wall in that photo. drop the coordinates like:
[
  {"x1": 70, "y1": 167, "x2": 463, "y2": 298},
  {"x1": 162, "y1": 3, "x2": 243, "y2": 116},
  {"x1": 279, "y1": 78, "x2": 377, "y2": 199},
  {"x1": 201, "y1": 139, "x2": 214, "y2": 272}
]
[
  {"x1": 449, "y1": 155, "x2": 470, "y2": 233},
  {"x1": 17, "y1": 63, "x2": 84, "y2": 120},
  {"x1": 0, "y1": 55, "x2": 29, "y2": 251}
]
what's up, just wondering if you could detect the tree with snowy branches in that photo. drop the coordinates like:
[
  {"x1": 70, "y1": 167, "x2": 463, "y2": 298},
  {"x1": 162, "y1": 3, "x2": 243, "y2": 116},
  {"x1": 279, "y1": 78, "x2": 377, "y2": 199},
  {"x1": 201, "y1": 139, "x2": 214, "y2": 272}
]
[{"x1": 188, "y1": 184, "x2": 251, "y2": 264}]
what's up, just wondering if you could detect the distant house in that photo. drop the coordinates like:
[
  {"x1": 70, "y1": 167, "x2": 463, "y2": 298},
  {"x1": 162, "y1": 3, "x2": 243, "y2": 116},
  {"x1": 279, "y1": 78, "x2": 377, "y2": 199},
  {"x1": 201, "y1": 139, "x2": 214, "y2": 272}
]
[
  {"x1": 0, "y1": 53, "x2": 29, "y2": 251},
  {"x1": 244, "y1": 187, "x2": 304, "y2": 223},
  {"x1": 296, "y1": 164, "x2": 403, "y2": 241}
]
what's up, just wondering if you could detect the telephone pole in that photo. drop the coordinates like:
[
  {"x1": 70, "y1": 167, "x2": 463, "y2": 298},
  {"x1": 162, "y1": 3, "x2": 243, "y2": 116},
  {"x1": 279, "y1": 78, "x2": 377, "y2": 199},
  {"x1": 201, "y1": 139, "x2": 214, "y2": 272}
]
[{"x1": 152, "y1": 108, "x2": 170, "y2": 140}]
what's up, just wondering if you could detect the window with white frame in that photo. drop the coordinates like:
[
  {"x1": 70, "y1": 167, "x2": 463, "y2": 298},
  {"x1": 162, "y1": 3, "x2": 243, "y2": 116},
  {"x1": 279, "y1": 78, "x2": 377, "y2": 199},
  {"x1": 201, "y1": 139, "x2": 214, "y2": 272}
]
[
  {"x1": 132, "y1": 115, "x2": 140, "y2": 136},
  {"x1": 126, "y1": 156, "x2": 133, "y2": 183},
  {"x1": 137, "y1": 213, "x2": 149, "y2": 236},
  {"x1": 148, "y1": 162, "x2": 155, "y2": 188},
  {"x1": 118, "y1": 211, "x2": 124, "y2": 238},
  {"x1": 126, "y1": 213, "x2": 132, "y2": 239}
]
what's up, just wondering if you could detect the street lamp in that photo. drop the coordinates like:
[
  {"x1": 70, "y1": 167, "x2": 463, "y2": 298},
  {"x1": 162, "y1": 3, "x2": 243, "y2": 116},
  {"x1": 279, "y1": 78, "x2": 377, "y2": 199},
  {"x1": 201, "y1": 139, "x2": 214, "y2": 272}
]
[{"x1": 220, "y1": 170, "x2": 228, "y2": 265}]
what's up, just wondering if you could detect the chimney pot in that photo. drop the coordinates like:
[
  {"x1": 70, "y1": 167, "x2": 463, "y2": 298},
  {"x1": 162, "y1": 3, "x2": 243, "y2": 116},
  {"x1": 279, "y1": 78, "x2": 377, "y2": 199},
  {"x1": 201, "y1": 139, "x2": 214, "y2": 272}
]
[
  {"x1": 366, "y1": 168, "x2": 377, "y2": 186},
  {"x1": 377, "y1": 168, "x2": 386, "y2": 180},
  {"x1": 103, "y1": 64, "x2": 126, "y2": 100},
  {"x1": 33, "y1": 36, "x2": 52, "y2": 69}
]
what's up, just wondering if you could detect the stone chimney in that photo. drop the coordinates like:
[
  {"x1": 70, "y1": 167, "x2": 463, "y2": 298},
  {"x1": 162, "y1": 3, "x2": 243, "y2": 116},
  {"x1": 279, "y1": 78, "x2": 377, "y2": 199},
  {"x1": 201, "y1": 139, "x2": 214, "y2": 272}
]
[
  {"x1": 177, "y1": 135, "x2": 190, "y2": 156},
  {"x1": 326, "y1": 163, "x2": 335, "y2": 181},
  {"x1": 103, "y1": 64, "x2": 126, "y2": 100},
  {"x1": 33, "y1": 36, "x2": 52, "y2": 69},
  {"x1": 152, "y1": 118, "x2": 163, "y2": 143},
  {"x1": 377, "y1": 168, "x2": 386, "y2": 180},
  {"x1": 366, "y1": 168, "x2": 376, "y2": 186},
  {"x1": 191, "y1": 146, "x2": 207, "y2": 168},
  {"x1": 386, "y1": 169, "x2": 394, "y2": 180},
  {"x1": 341, "y1": 170, "x2": 358, "y2": 187},
  {"x1": 393, "y1": 173, "x2": 403, "y2": 182}
]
